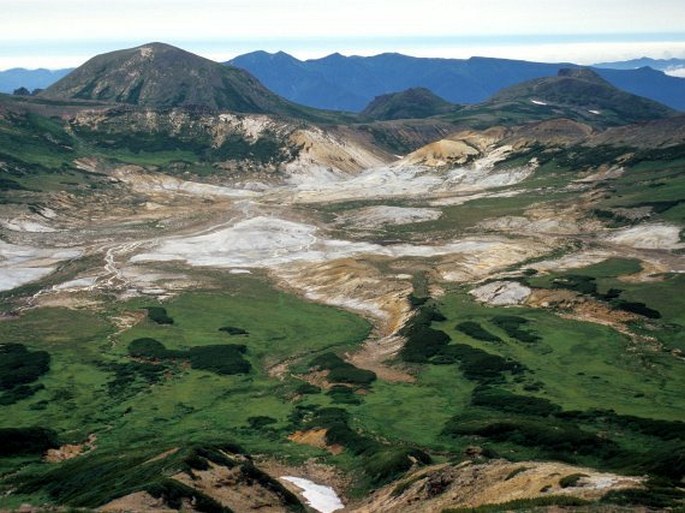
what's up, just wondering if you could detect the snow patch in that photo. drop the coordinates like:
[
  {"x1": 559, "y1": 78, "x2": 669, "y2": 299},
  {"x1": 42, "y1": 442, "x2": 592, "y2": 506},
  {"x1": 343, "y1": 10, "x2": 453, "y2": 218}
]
[
  {"x1": 470, "y1": 281, "x2": 532, "y2": 305},
  {"x1": 54, "y1": 277, "x2": 97, "y2": 291},
  {"x1": 605, "y1": 223, "x2": 684, "y2": 250},
  {"x1": 0, "y1": 240, "x2": 81, "y2": 292},
  {"x1": 336, "y1": 206, "x2": 442, "y2": 229},
  {"x1": 1, "y1": 218, "x2": 57, "y2": 233},
  {"x1": 131, "y1": 216, "x2": 504, "y2": 269},
  {"x1": 281, "y1": 476, "x2": 343, "y2": 513}
]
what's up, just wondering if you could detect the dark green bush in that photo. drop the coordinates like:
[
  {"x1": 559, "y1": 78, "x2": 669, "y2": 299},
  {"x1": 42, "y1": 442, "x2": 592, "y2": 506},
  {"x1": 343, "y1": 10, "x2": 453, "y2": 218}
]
[
  {"x1": 491, "y1": 316, "x2": 541, "y2": 344},
  {"x1": 441, "y1": 344, "x2": 525, "y2": 383},
  {"x1": 101, "y1": 361, "x2": 169, "y2": 397},
  {"x1": 188, "y1": 345, "x2": 251, "y2": 375},
  {"x1": 559, "y1": 473, "x2": 588, "y2": 488},
  {"x1": 601, "y1": 485, "x2": 685, "y2": 508},
  {"x1": 0, "y1": 427, "x2": 59, "y2": 456},
  {"x1": 218, "y1": 326, "x2": 249, "y2": 335},
  {"x1": 471, "y1": 387, "x2": 561, "y2": 416},
  {"x1": 444, "y1": 495, "x2": 589, "y2": 513},
  {"x1": 128, "y1": 338, "x2": 176, "y2": 359},
  {"x1": 613, "y1": 300, "x2": 662, "y2": 319},
  {"x1": 310, "y1": 352, "x2": 376, "y2": 385},
  {"x1": 0, "y1": 384, "x2": 45, "y2": 405},
  {"x1": 456, "y1": 321, "x2": 502, "y2": 343},
  {"x1": 145, "y1": 306, "x2": 174, "y2": 325},
  {"x1": 238, "y1": 463, "x2": 305, "y2": 511},
  {"x1": 247, "y1": 416, "x2": 278, "y2": 429},
  {"x1": 147, "y1": 479, "x2": 233, "y2": 513},
  {"x1": 443, "y1": 416, "x2": 613, "y2": 458},
  {"x1": 0, "y1": 343, "x2": 50, "y2": 390},
  {"x1": 295, "y1": 382, "x2": 321, "y2": 395},
  {"x1": 326, "y1": 385, "x2": 362, "y2": 405},
  {"x1": 400, "y1": 325, "x2": 451, "y2": 363}
]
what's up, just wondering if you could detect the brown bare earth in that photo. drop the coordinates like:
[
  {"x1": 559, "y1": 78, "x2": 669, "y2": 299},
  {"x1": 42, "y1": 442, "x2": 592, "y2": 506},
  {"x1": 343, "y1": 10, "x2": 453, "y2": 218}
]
[
  {"x1": 287, "y1": 428, "x2": 344, "y2": 455},
  {"x1": 100, "y1": 492, "x2": 184, "y2": 513},
  {"x1": 44, "y1": 434, "x2": 97, "y2": 463},
  {"x1": 349, "y1": 459, "x2": 644, "y2": 513}
]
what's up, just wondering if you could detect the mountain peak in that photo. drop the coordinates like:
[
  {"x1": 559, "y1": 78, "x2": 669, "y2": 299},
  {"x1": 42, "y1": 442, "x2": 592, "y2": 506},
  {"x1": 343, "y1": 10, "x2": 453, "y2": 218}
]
[
  {"x1": 557, "y1": 67, "x2": 608, "y2": 84},
  {"x1": 361, "y1": 87, "x2": 455, "y2": 120},
  {"x1": 39, "y1": 42, "x2": 315, "y2": 117}
]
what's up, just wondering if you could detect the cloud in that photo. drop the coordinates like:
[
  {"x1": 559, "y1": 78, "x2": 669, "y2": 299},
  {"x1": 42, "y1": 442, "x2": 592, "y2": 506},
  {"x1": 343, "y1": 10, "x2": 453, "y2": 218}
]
[{"x1": 2, "y1": 0, "x2": 685, "y2": 42}]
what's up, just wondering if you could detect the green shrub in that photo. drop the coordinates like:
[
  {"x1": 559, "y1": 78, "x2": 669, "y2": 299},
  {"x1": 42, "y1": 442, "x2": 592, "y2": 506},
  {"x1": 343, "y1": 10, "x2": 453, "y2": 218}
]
[
  {"x1": 400, "y1": 325, "x2": 451, "y2": 363},
  {"x1": 295, "y1": 382, "x2": 321, "y2": 395},
  {"x1": 145, "y1": 307, "x2": 174, "y2": 325},
  {"x1": 247, "y1": 416, "x2": 278, "y2": 429},
  {"x1": 0, "y1": 427, "x2": 59, "y2": 456},
  {"x1": 0, "y1": 343, "x2": 50, "y2": 391},
  {"x1": 238, "y1": 463, "x2": 305, "y2": 511},
  {"x1": 613, "y1": 300, "x2": 662, "y2": 319},
  {"x1": 188, "y1": 345, "x2": 251, "y2": 375},
  {"x1": 326, "y1": 385, "x2": 362, "y2": 405},
  {"x1": 491, "y1": 316, "x2": 541, "y2": 344},
  {"x1": 443, "y1": 495, "x2": 589, "y2": 513},
  {"x1": 443, "y1": 416, "x2": 613, "y2": 458},
  {"x1": 218, "y1": 326, "x2": 249, "y2": 335},
  {"x1": 504, "y1": 466, "x2": 529, "y2": 480},
  {"x1": 147, "y1": 479, "x2": 233, "y2": 513},
  {"x1": 471, "y1": 387, "x2": 561, "y2": 417},
  {"x1": 559, "y1": 473, "x2": 588, "y2": 488},
  {"x1": 128, "y1": 338, "x2": 176, "y2": 359},
  {"x1": 310, "y1": 352, "x2": 376, "y2": 385},
  {"x1": 456, "y1": 321, "x2": 502, "y2": 343},
  {"x1": 441, "y1": 344, "x2": 525, "y2": 383},
  {"x1": 101, "y1": 361, "x2": 169, "y2": 397},
  {"x1": 601, "y1": 485, "x2": 685, "y2": 508}
]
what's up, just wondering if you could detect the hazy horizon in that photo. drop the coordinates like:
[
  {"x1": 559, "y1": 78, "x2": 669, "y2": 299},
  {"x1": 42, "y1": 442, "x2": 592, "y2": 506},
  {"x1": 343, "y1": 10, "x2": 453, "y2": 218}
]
[{"x1": 2, "y1": 0, "x2": 685, "y2": 71}]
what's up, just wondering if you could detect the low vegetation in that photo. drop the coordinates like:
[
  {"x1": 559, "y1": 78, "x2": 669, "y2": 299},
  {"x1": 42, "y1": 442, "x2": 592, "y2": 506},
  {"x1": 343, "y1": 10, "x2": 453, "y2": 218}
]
[
  {"x1": 0, "y1": 343, "x2": 50, "y2": 405},
  {"x1": 309, "y1": 352, "x2": 377, "y2": 385}
]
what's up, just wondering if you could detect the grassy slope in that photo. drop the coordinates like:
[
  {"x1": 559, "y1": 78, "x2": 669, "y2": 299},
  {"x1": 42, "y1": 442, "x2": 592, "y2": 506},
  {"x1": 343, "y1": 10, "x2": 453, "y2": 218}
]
[{"x1": 0, "y1": 275, "x2": 371, "y2": 506}]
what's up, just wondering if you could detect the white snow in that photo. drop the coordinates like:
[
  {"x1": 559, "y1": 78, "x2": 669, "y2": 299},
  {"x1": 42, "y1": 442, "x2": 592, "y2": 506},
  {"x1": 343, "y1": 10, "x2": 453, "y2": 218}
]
[
  {"x1": 470, "y1": 280, "x2": 532, "y2": 306},
  {"x1": 336, "y1": 206, "x2": 442, "y2": 228},
  {"x1": 0, "y1": 240, "x2": 81, "y2": 292},
  {"x1": 53, "y1": 277, "x2": 97, "y2": 290},
  {"x1": 281, "y1": 476, "x2": 343, "y2": 513},
  {"x1": 1, "y1": 218, "x2": 57, "y2": 233},
  {"x1": 287, "y1": 147, "x2": 536, "y2": 203},
  {"x1": 131, "y1": 216, "x2": 504, "y2": 269},
  {"x1": 605, "y1": 223, "x2": 685, "y2": 250}
]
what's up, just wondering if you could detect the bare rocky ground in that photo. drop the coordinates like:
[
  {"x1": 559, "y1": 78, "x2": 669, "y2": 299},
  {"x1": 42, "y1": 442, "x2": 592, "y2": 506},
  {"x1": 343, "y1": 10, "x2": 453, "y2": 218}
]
[{"x1": 2, "y1": 119, "x2": 683, "y2": 513}]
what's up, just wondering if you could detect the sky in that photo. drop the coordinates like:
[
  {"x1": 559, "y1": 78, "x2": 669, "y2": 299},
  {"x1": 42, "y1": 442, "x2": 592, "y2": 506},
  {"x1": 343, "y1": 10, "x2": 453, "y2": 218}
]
[{"x1": 2, "y1": 0, "x2": 685, "y2": 70}]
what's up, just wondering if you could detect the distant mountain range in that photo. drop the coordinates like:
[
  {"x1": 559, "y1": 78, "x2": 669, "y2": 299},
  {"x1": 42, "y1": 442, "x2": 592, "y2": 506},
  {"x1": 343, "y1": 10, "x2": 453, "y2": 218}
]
[
  {"x1": 596, "y1": 57, "x2": 685, "y2": 76},
  {"x1": 0, "y1": 67, "x2": 71, "y2": 94},
  {"x1": 227, "y1": 52, "x2": 685, "y2": 112},
  {"x1": 3, "y1": 51, "x2": 685, "y2": 113}
]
